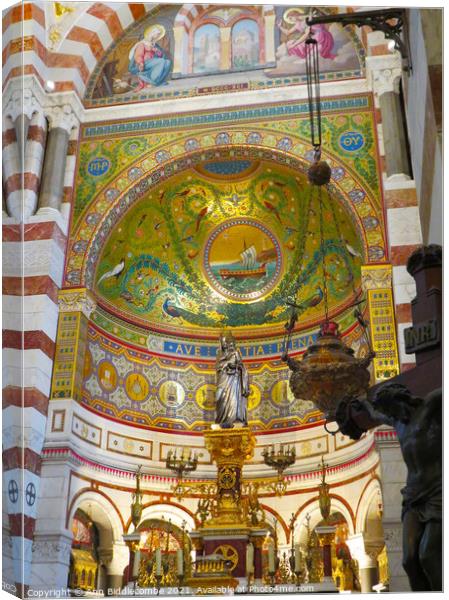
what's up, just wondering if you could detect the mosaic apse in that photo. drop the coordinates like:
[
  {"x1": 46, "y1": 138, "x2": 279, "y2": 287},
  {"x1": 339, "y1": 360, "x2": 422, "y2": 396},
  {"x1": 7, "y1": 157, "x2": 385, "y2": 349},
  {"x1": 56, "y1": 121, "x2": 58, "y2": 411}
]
[
  {"x1": 93, "y1": 160, "x2": 364, "y2": 338},
  {"x1": 84, "y1": 5, "x2": 365, "y2": 107}
]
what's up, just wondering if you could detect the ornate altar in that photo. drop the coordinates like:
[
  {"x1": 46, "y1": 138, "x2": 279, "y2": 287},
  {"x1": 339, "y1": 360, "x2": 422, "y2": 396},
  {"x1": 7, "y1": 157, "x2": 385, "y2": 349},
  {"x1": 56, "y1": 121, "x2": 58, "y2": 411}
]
[
  {"x1": 69, "y1": 509, "x2": 99, "y2": 591},
  {"x1": 189, "y1": 427, "x2": 269, "y2": 581}
]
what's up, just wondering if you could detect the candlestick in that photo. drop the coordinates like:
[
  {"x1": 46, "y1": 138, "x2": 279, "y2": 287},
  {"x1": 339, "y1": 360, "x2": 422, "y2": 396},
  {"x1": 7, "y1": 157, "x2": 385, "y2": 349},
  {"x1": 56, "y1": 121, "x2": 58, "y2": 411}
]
[
  {"x1": 294, "y1": 544, "x2": 301, "y2": 573},
  {"x1": 177, "y1": 548, "x2": 184, "y2": 577},
  {"x1": 155, "y1": 548, "x2": 162, "y2": 577},
  {"x1": 268, "y1": 542, "x2": 275, "y2": 573},
  {"x1": 132, "y1": 548, "x2": 141, "y2": 579},
  {"x1": 246, "y1": 542, "x2": 254, "y2": 575}
]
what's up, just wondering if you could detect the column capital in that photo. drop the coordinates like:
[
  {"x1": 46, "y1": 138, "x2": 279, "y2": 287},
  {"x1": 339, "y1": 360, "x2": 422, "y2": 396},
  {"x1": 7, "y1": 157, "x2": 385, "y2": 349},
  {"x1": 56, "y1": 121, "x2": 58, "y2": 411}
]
[
  {"x1": 45, "y1": 103, "x2": 79, "y2": 133},
  {"x1": 366, "y1": 54, "x2": 403, "y2": 96},
  {"x1": 31, "y1": 533, "x2": 73, "y2": 566},
  {"x1": 107, "y1": 541, "x2": 131, "y2": 575},
  {"x1": 3, "y1": 88, "x2": 43, "y2": 123},
  {"x1": 361, "y1": 264, "x2": 393, "y2": 291},
  {"x1": 58, "y1": 287, "x2": 96, "y2": 318}
]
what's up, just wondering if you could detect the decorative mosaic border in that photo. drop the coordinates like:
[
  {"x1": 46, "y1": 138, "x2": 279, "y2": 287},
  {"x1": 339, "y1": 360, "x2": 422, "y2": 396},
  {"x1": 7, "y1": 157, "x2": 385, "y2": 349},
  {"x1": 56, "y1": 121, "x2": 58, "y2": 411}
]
[{"x1": 82, "y1": 96, "x2": 371, "y2": 138}]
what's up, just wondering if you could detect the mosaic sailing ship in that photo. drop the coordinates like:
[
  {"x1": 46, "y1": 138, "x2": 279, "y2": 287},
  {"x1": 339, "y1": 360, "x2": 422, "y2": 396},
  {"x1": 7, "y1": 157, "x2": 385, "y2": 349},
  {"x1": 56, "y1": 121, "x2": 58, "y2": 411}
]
[{"x1": 219, "y1": 242, "x2": 266, "y2": 279}]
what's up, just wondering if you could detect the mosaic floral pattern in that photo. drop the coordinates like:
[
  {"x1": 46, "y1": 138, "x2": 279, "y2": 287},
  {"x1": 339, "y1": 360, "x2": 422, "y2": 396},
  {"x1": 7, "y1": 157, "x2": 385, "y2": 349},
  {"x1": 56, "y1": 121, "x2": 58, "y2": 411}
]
[
  {"x1": 82, "y1": 327, "x2": 321, "y2": 431},
  {"x1": 69, "y1": 97, "x2": 385, "y2": 320},
  {"x1": 91, "y1": 159, "x2": 363, "y2": 336}
]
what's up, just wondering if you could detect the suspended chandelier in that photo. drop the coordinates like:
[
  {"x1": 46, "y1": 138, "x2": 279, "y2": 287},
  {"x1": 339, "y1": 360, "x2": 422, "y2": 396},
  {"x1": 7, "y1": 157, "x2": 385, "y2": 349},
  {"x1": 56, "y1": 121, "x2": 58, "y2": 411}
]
[{"x1": 282, "y1": 27, "x2": 374, "y2": 424}]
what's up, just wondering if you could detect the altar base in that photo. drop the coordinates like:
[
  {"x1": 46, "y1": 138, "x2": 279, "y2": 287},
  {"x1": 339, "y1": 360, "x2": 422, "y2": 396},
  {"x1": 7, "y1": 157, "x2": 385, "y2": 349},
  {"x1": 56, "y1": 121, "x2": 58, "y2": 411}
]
[{"x1": 189, "y1": 428, "x2": 268, "y2": 582}]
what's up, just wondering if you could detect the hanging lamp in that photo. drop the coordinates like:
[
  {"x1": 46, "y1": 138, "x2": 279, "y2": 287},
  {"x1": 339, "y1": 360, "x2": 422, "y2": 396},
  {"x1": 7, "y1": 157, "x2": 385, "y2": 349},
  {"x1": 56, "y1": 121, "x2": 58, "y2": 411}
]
[{"x1": 282, "y1": 28, "x2": 374, "y2": 424}]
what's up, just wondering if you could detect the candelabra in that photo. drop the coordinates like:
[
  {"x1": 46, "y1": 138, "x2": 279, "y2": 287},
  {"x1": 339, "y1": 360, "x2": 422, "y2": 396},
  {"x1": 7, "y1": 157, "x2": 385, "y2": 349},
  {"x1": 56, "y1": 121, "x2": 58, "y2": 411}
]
[
  {"x1": 166, "y1": 448, "x2": 199, "y2": 498},
  {"x1": 263, "y1": 444, "x2": 296, "y2": 495},
  {"x1": 166, "y1": 448, "x2": 199, "y2": 479}
]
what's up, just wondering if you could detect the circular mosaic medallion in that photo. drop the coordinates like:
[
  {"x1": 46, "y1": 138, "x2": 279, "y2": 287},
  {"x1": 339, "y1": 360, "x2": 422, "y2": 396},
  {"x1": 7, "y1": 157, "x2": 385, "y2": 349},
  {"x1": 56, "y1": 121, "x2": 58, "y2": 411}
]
[
  {"x1": 203, "y1": 219, "x2": 282, "y2": 302},
  {"x1": 339, "y1": 131, "x2": 365, "y2": 152},
  {"x1": 271, "y1": 380, "x2": 294, "y2": 406},
  {"x1": 196, "y1": 384, "x2": 216, "y2": 411},
  {"x1": 247, "y1": 384, "x2": 261, "y2": 411},
  {"x1": 160, "y1": 380, "x2": 185, "y2": 407},
  {"x1": 98, "y1": 361, "x2": 117, "y2": 391},
  {"x1": 125, "y1": 372, "x2": 149, "y2": 402}
]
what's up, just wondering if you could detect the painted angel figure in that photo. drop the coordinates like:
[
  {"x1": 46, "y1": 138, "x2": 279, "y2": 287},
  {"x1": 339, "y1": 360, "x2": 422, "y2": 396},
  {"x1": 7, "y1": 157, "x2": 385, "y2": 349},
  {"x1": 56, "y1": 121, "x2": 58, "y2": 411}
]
[
  {"x1": 277, "y1": 8, "x2": 336, "y2": 60},
  {"x1": 128, "y1": 24, "x2": 172, "y2": 89}
]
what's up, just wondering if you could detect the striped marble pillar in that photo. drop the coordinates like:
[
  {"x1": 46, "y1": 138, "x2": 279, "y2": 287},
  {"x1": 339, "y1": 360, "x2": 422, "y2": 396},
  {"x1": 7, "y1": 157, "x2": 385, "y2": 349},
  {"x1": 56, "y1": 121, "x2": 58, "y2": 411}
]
[
  {"x1": 2, "y1": 100, "x2": 78, "y2": 594},
  {"x1": 3, "y1": 88, "x2": 45, "y2": 220},
  {"x1": 367, "y1": 40, "x2": 423, "y2": 373},
  {"x1": 39, "y1": 105, "x2": 78, "y2": 212},
  {"x1": 2, "y1": 209, "x2": 69, "y2": 595}
]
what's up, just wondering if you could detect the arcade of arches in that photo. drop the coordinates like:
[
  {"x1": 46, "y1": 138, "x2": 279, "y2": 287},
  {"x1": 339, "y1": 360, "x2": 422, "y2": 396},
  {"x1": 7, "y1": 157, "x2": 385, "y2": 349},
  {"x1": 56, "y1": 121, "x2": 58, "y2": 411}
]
[{"x1": 2, "y1": 3, "x2": 442, "y2": 597}]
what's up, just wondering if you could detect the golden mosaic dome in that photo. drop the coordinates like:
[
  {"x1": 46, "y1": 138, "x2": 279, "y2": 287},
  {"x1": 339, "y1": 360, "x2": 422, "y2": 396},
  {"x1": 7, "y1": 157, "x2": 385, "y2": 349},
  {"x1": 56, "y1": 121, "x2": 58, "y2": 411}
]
[{"x1": 94, "y1": 159, "x2": 363, "y2": 341}]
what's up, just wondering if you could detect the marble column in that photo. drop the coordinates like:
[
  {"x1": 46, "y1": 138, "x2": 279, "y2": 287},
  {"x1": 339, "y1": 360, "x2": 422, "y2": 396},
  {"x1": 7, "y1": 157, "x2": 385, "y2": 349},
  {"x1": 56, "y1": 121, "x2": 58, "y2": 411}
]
[
  {"x1": 29, "y1": 459, "x2": 74, "y2": 592},
  {"x1": 359, "y1": 554, "x2": 379, "y2": 593},
  {"x1": 379, "y1": 91, "x2": 409, "y2": 178},
  {"x1": 315, "y1": 525, "x2": 337, "y2": 592},
  {"x1": 374, "y1": 431, "x2": 410, "y2": 591},
  {"x1": 3, "y1": 88, "x2": 44, "y2": 219},
  {"x1": 39, "y1": 105, "x2": 78, "y2": 211},
  {"x1": 367, "y1": 54, "x2": 411, "y2": 180},
  {"x1": 98, "y1": 542, "x2": 129, "y2": 594}
]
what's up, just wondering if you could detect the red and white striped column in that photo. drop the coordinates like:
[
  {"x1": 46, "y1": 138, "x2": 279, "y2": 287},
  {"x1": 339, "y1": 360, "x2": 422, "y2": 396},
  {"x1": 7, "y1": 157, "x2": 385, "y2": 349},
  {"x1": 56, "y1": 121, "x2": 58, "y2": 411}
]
[
  {"x1": 3, "y1": 88, "x2": 46, "y2": 220},
  {"x1": 366, "y1": 33, "x2": 422, "y2": 593},
  {"x1": 367, "y1": 36, "x2": 423, "y2": 373},
  {"x1": 2, "y1": 99, "x2": 78, "y2": 594}
]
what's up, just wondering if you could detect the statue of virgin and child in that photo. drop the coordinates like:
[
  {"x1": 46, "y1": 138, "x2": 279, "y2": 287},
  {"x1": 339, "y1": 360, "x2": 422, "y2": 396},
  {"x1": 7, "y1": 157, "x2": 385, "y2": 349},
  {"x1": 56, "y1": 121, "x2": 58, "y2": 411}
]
[{"x1": 214, "y1": 333, "x2": 250, "y2": 429}]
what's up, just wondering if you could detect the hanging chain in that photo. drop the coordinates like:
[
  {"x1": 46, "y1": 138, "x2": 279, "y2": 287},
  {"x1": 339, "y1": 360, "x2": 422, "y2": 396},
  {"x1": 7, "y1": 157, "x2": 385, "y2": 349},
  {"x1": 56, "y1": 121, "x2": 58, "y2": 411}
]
[
  {"x1": 305, "y1": 33, "x2": 322, "y2": 155},
  {"x1": 325, "y1": 183, "x2": 358, "y2": 300},
  {"x1": 318, "y1": 186, "x2": 329, "y2": 322},
  {"x1": 291, "y1": 184, "x2": 316, "y2": 298},
  {"x1": 325, "y1": 183, "x2": 374, "y2": 353},
  {"x1": 282, "y1": 183, "x2": 316, "y2": 358}
]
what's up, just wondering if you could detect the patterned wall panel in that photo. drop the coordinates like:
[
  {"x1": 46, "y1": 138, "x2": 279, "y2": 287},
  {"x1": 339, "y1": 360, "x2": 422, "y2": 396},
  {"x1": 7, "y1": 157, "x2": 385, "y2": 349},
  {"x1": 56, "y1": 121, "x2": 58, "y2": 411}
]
[{"x1": 107, "y1": 432, "x2": 153, "y2": 459}]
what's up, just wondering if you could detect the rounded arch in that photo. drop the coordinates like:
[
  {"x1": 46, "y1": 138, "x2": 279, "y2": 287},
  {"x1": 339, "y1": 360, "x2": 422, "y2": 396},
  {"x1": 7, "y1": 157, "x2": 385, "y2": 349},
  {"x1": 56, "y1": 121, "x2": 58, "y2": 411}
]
[
  {"x1": 355, "y1": 476, "x2": 382, "y2": 533},
  {"x1": 71, "y1": 141, "x2": 374, "y2": 291},
  {"x1": 50, "y1": 3, "x2": 155, "y2": 95},
  {"x1": 294, "y1": 495, "x2": 355, "y2": 545},
  {"x1": 259, "y1": 504, "x2": 289, "y2": 545},
  {"x1": 67, "y1": 488, "x2": 124, "y2": 546},
  {"x1": 129, "y1": 501, "x2": 196, "y2": 534}
]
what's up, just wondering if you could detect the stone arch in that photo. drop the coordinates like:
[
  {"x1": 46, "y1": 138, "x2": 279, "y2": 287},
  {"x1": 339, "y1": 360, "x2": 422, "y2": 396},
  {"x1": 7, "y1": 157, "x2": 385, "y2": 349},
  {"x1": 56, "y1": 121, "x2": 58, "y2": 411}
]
[
  {"x1": 68, "y1": 489, "x2": 124, "y2": 547},
  {"x1": 259, "y1": 504, "x2": 289, "y2": 545},
  {"x1": 137, "y1": 502, "x2": 196, "y2": 532},
  {"x1": 355, "y1": 478, "x2": 385, "y2": 556},
  {"x1": 71, "y1": 141, "x2": 375, "y2": 290},
  {"x1": 355, "y1": 477, "x2": 382, "y2": 533},
  {"x1": 47, "y1": 3, "x2": 154, "y2": 96},
  {"x1": 294, "y1": 496, "x2": 355, "y2": 545}
]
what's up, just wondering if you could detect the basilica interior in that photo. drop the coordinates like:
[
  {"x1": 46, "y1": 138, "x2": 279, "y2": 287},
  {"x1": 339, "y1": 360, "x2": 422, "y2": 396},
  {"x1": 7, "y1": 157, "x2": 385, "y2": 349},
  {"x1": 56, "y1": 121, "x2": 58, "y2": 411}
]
[{"x1": 2, "y1": 3, "x2": 443, "y2": 597}]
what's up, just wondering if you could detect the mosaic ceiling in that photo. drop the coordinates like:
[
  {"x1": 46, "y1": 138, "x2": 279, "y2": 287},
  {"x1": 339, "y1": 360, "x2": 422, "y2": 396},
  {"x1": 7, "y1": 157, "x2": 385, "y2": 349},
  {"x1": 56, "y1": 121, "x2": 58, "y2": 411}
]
[
  {"x1": 94, "y1": 159, "x2": 363, "y2": 338},
  {"x1": 65, "y1": 94, "x2": 386, "y2": 432}
]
